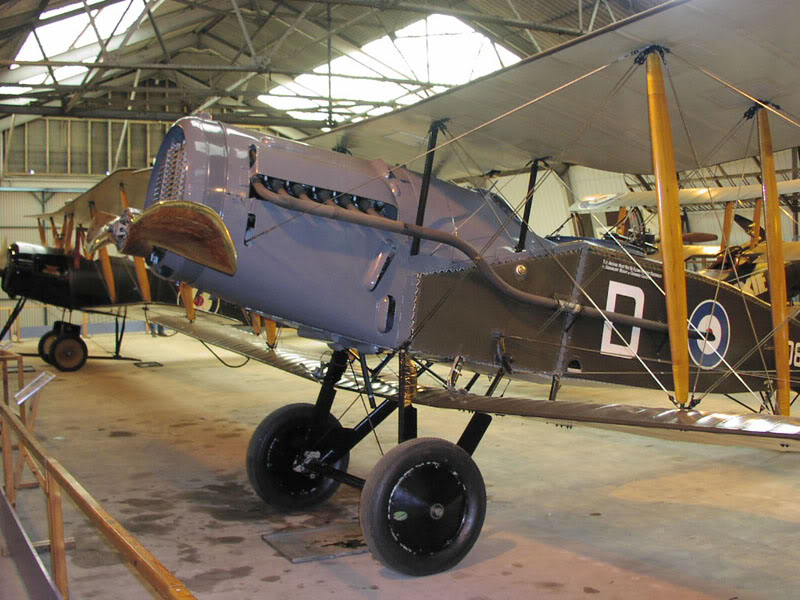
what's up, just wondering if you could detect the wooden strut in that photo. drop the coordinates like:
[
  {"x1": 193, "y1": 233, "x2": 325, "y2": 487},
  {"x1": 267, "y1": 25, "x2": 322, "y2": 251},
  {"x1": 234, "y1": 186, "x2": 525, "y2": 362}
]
[
  {"x1": 720, "y1": 201, "x2": 735, "y2": 251},
  {"x1": 645, "y1": 51, "x2": 690, "y2": 408},
  {"x1": 758, "y1": 108, "x2": 791, "y2": 415}
]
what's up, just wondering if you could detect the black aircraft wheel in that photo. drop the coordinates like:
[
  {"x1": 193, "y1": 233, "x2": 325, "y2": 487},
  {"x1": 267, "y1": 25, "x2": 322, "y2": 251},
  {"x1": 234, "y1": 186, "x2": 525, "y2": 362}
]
[
  {"x1": 246, "y1": 403, "x2": 349, "y2": 510},
  {"x1": 48, "y1": 335, "x2": 88, "y2": 372},
  {"x1": 38, "y1": 330, "x2": 59, "y2": 364},
  {"x1": 359, "y1": 437, "x2": 486, "y2": 576}
]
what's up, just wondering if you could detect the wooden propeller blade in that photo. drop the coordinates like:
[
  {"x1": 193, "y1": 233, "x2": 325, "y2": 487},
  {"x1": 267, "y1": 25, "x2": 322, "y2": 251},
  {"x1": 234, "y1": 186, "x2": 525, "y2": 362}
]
[
  {"x1": 119, "y1": 182, "x2": 153, "y2": 303},
  {"x1": 63, "y1": 213, "x2": 75, "y2": 253},
  {"x1": 50, "y1": 217, "x2": 61, "y2": 249},
  {"x1": 119, "y1": 183, "x2": 130, "y2": 210},
  {"x1": 682, "y1": 232, "x2": 717, "y2": 244}
]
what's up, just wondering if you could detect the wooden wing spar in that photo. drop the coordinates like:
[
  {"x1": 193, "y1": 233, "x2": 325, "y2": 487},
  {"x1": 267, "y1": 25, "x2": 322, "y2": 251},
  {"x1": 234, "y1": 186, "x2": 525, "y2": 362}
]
[{"x1": 305, "y1": 0, "x2": 800, "y2": 179}]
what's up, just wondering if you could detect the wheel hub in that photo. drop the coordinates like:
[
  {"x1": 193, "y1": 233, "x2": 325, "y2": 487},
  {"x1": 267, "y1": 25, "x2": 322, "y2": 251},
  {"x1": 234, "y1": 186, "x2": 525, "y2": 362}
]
[{"x1": 388, "y1": 461, "x2": 467, "y2": 554}]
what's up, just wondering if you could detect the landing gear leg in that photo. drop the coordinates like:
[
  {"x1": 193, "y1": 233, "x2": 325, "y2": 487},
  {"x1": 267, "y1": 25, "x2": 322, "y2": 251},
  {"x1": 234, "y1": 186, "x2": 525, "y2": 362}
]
[{"x1": 246, "y1": 349, "x2": 353, "y2": 509}]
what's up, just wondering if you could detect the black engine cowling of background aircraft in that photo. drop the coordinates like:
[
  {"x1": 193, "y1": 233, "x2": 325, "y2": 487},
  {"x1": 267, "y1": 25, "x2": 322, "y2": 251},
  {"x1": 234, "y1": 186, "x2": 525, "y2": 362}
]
[{"x1": 2, "y1": 242, "x2": 176, "y2": 309}]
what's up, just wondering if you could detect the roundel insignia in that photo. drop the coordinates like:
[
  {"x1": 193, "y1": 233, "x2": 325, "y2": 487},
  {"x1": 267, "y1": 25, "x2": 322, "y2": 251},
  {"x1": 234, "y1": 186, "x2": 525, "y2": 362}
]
[{"x1": 688, "y1": 300, "x2": 730, "y2": 369}]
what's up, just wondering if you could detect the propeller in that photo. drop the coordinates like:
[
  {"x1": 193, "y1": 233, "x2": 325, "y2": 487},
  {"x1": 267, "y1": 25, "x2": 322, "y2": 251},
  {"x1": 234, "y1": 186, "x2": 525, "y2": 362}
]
[
  {"x1": 119, "y1": 183, "x2": 152, "y2": 303},
  {"x1": 88, "y1": 202, "x2": 117, "y2": 304},
  {"x1": 734, "y1": 214, "x2": 766, "y2": 244},
  {"x1": 682, "y1": 232, "x2": 718, "y2": 244}
]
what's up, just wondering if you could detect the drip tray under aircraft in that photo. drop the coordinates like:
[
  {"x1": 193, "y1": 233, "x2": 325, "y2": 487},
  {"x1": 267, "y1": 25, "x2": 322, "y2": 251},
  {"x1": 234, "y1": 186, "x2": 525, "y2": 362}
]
[{"x1": 262, "y1": 522, "x2": 367, "y2": 563}]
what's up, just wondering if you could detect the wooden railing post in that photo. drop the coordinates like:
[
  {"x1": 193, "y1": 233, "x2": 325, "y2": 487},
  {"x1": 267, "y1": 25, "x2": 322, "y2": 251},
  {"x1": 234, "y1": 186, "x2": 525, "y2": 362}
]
[
  {"x1": 2, "y1": 412, "x2": 13, "y2": 506},
  {"x1": 46, "y1": 463, "x2": 69, "y2": 598}
]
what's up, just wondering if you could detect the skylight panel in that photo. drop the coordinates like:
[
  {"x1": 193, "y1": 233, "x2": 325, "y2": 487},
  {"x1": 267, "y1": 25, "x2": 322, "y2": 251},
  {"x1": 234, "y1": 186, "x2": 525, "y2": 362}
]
[
  {"x1": 8, "y1": 0, "x2": 148, "y2": 105},
  {"x1": 259, "y1": 14, "x2": 519, "y2": 126}
]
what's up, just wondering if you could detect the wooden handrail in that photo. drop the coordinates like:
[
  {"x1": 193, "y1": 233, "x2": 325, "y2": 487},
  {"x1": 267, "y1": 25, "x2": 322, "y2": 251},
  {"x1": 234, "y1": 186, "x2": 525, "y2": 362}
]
[{"x1": 1, "y1": 401, "x2": 196, "y2": 600}]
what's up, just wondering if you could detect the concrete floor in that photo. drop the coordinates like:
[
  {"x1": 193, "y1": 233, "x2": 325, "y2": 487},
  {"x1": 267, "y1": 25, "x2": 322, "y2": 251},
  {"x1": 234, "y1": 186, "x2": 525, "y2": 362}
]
[{"x1": 4, "y1": 330, "x2": 800, "y2": 599}]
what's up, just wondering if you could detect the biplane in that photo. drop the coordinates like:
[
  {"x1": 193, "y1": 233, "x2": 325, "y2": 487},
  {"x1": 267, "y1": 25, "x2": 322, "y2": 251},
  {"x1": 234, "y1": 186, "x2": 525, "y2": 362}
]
[
  {"x1": 90, "y1": 0, "x2": 800, "y2": 576},
  {"x1": 570, "y1": 180, "x2": 800, "y2": 301},
  {"x1": 0, "y1": 169, "x2": 250, "y2": 371}
]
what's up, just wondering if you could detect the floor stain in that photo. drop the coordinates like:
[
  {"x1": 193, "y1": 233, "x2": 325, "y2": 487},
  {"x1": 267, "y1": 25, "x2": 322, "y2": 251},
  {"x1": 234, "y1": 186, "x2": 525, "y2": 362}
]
[
  {"x1": 261, "y1": 575, "x2": 281, "y2": 582},
  {"x1": 206, "y1": 536, "x2": 245, "y2": 544},
  {"x1": 109, "y1": 431, "x2": 135, "y2": 437},
  {"x1": 181, "y1": 566, "x2": 253, "y2": 593},
  {"x1": 181, "y1": 481, "x2": 271, "y2": 522},
  {"x1": 178, "y1": 543, "x2": 201, "y2": 564},
  {"x1": 535, "y1": 582, "x2": 565, "y2": 590},
  {"x1": 584, "y1": 587, "x2": 601, "y2": 594},
  {"x1": 118, "y1": 497, "x2": 174, "y2": 511}
]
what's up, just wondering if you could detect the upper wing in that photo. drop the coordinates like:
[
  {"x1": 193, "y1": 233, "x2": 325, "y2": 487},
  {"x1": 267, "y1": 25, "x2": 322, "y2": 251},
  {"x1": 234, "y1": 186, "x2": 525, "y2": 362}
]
[
  {"x1": 30, "y1": 168, "x2": 152, "y2": 224},
  {"x1": 305, "y1": 0, "x2": 800, "y2": 178},
  {"x1": 570, "y1": 179, "x2": 800, "y2": 213}
]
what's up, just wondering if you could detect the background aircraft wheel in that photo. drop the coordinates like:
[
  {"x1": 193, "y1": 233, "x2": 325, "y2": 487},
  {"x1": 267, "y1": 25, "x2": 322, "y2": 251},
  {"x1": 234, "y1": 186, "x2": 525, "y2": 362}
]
[
  {"x1": 48, "y1": 335, "x2": 88, "y2": 372},
  {"x1": 246, "y1": 403, "x2": 349, "y2": 510},
  {"x1": 359, "y1": 437, "x2": 486, "y2": 576},
  {"x1": 37, "y1": 330, "x2": 58, "y2": 364}
]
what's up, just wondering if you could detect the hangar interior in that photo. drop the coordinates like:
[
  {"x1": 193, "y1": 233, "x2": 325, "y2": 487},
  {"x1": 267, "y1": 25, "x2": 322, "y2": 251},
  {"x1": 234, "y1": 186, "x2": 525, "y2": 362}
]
[{"x1": 2, "y1": 1, "x2": 800, "y2": 599}]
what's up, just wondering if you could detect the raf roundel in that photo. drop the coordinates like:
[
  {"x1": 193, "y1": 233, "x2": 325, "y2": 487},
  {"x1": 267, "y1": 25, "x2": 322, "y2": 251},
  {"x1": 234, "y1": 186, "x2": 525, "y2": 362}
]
[{"x1": 688, "y1": 300, "x2": 730, "y2": 369}]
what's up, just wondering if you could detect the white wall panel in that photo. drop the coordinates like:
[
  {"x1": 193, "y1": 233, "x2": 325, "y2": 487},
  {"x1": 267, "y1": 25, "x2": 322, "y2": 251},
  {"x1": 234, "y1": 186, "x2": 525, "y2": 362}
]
[{"x1": 494, "y1": 168, "x2": 572, "y2": 237}]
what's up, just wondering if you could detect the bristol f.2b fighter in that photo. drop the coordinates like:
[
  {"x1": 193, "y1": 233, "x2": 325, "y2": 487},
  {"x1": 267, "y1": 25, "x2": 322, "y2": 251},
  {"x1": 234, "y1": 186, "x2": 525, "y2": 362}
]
[{"x1": 94, "y1": 0, "x2": 800, "y2": 576}]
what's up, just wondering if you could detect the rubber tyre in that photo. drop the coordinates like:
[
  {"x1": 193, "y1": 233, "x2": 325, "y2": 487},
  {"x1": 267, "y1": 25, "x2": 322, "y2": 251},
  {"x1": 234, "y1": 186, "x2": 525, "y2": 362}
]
[
  {"x1": 359, "y1": 437, "x2": 486, "y2": 576},
  {"x1": 38, "y1": 330, "x2": 59, "y2": 364},
  {"x1": 246, "y1": 403, "x2": 349, "y2": 510},
  {"x1": 48, "y1": 335, "x2": 88, "y2": 372}
]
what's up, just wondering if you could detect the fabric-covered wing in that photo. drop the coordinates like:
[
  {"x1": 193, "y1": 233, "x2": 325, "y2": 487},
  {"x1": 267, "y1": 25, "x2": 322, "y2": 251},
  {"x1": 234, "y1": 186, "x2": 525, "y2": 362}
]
[
  {"x1": 305, "y1": 0, "x2": 800, "y2": 177},
  {"x1": 414, "y1": 389, "x2": 800, "y2": 452},
  {"x1": 147, "y1": 311, "x2": 400, "y2": 398},
  {"x1": 570, "y1": 179, "x2": 800, "y2": 213},
  {"x1": 30, "y1": 168, "x2": 152, "y2": 224}
]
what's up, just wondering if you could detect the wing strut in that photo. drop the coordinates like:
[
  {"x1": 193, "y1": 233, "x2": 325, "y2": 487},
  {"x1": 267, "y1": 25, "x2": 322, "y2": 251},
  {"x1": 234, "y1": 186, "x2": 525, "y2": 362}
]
[
  {"x1": 515, "y1": 158, "x2": 544, "y2": 252},
  {"x1": 645, "y1": 49, "x2": 689, "y2": 407},
  {"x1": 411, "y1": 120, "x2": 447, "y2": 256},
  {"x1": 757, "y1": 106, "x2": 791, "y2": 415}
]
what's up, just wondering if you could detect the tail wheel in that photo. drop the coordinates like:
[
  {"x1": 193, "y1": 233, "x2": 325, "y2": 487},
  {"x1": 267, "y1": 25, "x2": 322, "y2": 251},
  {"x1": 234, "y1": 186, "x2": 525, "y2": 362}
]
[
  {"x1": 360, "y1": 437, "x2": 486, "y2": 576},
  {"x1": 38, "y1": 330, "x2": 59, "y2": 364},
  {"x1": 48, "y1": 335, "x2": 88, "y2": 372},
  {"x1": 247, "y1": 403, "x2": 349, "y2": 510}
]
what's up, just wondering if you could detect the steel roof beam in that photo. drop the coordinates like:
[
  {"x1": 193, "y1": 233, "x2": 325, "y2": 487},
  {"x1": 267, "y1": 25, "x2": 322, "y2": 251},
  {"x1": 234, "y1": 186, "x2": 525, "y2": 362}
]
[
  {"x1": 0, "y1": 102, "x2": 327, "y2": 127},
  {"x1": 296, "y1": 0, "x2": 582, "y2": 35}
]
